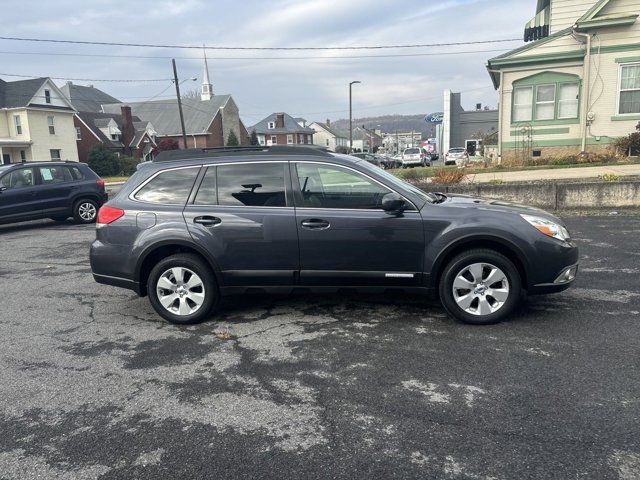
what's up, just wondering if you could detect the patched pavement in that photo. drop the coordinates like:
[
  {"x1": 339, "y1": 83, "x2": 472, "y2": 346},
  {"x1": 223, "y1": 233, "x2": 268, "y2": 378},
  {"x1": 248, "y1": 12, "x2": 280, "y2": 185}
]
[{"x1": 0, "y1": 216, "x2": 639, "y2": 479}]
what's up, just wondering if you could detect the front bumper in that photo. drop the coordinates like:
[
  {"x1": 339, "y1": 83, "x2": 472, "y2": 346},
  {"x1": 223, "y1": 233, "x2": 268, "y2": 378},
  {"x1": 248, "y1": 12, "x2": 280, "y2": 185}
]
[{"x1": 529, "y1": 263, "x2": 579, "y2": 295}]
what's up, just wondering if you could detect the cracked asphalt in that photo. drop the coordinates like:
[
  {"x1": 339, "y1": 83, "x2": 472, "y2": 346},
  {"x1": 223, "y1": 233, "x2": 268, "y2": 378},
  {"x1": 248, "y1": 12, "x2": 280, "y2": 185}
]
[{"x1": 0, "y1": 215, "x2": 639, "y2": 479}]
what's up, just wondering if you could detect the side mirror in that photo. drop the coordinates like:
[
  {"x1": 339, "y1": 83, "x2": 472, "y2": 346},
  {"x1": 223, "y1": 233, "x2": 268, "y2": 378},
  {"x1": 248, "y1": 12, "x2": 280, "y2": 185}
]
[{"x1": 381, "y1": 192, "x2": 406, "y2": 216}]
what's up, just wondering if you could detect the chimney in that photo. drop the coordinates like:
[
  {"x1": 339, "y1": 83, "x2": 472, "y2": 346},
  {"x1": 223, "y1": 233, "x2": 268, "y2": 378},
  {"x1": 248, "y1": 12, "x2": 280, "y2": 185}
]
[
  {"x1": 326, "y1": 118, "x2": 331, "y2": 127},
  {"x1": 276, "y1": 113, "x2": 285, "y2": 128},
  {"x1": 121, "y1": 106, "x2": 135, "y2": 150}
]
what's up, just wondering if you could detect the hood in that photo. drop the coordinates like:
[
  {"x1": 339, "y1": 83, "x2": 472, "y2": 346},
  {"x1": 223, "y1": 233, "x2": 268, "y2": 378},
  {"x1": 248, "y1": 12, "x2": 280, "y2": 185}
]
[{"x1": 435, "y1": 193, "x2": 563, "y2": 223}]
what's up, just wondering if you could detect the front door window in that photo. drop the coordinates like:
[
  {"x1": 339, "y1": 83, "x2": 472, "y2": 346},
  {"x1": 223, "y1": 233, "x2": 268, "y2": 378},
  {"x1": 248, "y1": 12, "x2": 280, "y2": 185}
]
[{"x1": 295, "y1": 163, "x2": 390, "y2": 210}]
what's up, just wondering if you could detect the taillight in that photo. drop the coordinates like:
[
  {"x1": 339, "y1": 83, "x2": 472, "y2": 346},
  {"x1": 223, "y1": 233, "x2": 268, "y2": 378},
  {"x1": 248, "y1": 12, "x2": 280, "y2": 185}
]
[
  {"x1": 96, "y1": 179, "x2": 105, "y2": 188},
  {"x1": 97, "y1": 206, "x2": 124, "y2": 225}
]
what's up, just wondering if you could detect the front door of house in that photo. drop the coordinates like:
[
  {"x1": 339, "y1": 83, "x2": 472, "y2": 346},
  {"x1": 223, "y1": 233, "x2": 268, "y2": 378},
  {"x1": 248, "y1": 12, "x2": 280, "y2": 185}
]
[{"x1": 2, "y1": 154, "x2": 10, "y2": 165}]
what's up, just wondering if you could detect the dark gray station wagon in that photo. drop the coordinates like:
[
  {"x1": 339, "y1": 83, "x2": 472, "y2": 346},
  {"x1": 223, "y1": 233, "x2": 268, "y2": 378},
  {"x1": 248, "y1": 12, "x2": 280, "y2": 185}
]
[{"x1": 90, "y1": 146, "x2": 578, "y2": 325}]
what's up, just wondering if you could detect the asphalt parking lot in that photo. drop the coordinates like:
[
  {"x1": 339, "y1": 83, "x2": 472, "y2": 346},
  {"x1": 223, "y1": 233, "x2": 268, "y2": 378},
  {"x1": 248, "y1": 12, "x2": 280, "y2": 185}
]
[{"x1": 0, "y1": 215, "x2": 639, "y2": 479}]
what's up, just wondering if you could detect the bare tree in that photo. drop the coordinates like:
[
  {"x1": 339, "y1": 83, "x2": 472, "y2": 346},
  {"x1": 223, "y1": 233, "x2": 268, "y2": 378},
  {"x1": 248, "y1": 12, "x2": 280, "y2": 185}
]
[{"x1": 181, "y1": 89, "x2": 200, "y2": 100}]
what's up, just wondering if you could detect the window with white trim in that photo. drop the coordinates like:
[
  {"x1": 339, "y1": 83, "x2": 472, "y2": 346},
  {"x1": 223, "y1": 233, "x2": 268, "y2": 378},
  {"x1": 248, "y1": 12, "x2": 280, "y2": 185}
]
[
  {"x1": 558, "y1": 83, "x2": 579, "y2": 119},
  {"x1": 287, "y1": 134, "x2": 293, "y2": 144},
  {"x1": 268, "y1": 121, "x2": 275, "y2": 129},
  {"x1": 44, "y1": 89, "x2": 51, "y2": 104},
  {"x1": 619, "y1": 63, "x2": 640, "y2": 114},
  {"x1": 513, "y1": 86, "x2": 533, "y2": 122},
  {"x1": 535, "y1": 84, "x2": 556, "y2": 120},
  {"x1": 47, "y1": 116, "x2": 55, "y2": 135},
  {"x1": 271, "y1": 135, "x2": 277, "y2": 145},
  {"x1": 14, "y1": 115, "x2": 22, "y2": 135},
  {"x1": 50, "y1": 149, "x2": 61, "y2": 160},
  {"x1": 75, "y1": 127, "x2": 82, "y2": 140}
]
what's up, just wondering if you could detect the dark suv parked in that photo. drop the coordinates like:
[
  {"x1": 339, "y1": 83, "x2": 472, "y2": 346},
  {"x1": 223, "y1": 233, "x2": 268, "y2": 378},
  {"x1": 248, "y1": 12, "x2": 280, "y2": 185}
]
[
  {"x1": 0, "y1": 161, "x2": 107, "y2": 225},
  {"x1": 90, "y1": 146, "x2": 578, "y2": 325}
]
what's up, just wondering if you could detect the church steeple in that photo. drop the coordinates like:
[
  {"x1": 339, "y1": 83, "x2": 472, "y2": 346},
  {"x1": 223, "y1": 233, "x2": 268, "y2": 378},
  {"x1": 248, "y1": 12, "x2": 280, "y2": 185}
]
[{"x1": 201, "y1": 47, "x2": 213, "y2": 101}]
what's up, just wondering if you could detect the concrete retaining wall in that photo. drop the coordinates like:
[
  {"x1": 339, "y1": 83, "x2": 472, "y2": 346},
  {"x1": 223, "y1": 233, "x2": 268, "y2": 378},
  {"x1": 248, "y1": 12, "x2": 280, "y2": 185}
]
[{"x1": 418, "y1": 180, "x2": 640, "y2": 210}]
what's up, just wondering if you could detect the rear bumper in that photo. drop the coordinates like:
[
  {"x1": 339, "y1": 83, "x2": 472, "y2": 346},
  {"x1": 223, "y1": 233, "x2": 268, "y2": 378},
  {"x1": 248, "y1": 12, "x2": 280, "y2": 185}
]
[
  {"x1": 93, "y1": 273, "x2": 141, "y2": 295},
  {"x1": 402, "y1": 159, "x2": 423, "y2": 166},
  {"x1": 90, "y1": 239, "x2": 140, "y2": 294}
]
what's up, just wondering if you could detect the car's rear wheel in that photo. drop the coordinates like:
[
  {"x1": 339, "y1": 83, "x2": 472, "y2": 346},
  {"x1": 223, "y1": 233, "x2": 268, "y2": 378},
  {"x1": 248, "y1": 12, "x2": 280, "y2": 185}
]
[
  {"x1": 148, "y1": 253, "x2": 218, "y2": 325},
  {"x1": 73, "y1": 199, "x2": 98, "y2": 224},
  {"x1": 439, "y1": 249, "x2": 522, "y2": 325}
]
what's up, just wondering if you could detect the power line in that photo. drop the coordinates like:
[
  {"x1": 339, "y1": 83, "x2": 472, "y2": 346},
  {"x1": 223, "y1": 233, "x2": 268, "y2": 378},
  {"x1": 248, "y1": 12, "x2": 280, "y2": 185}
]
[
  {"x1": 0, "y1": 35, "x2": 522, "y2": 51},
  {"x1": 0, "y1": 72, "x2": 170, "y2": 82},
  {"x1": 0, "y1": 47, "x2": 512, "y2": 61}
]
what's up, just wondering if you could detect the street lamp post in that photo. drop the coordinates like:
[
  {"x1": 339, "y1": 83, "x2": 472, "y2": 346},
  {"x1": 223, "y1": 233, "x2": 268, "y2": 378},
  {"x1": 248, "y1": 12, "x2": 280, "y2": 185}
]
[{"x1": 349, "y1": 81, "x2": 361, "y2": 153}]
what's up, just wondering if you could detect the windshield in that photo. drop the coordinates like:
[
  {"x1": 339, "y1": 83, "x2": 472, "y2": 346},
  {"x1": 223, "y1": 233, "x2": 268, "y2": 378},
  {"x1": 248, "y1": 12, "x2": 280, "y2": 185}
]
[
  {"x1": 449, "y1": 148, "x2": 465, "y2": 153},
  {"x1": 404, "y1": 148, "x2": 419, "y2": 155},
  {"x1": 356, "y1": 160, "x2": 434, "y2": 204}
]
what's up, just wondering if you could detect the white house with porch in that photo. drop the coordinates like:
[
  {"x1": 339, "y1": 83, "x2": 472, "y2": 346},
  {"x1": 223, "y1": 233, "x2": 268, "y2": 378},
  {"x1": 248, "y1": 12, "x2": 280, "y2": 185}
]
[{"x1": 0, "y1": 77, "x2": 78, "y2": 164}]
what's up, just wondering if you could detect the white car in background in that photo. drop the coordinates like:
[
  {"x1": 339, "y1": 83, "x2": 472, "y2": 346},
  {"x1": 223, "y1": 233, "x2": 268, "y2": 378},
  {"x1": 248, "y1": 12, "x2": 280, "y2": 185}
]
[
  {"x1": 401, "y1": 147, "x2": 430, "y2": 168},
  {"x1": 444, "y1": 148, "x2": 469, "y2": 166}
]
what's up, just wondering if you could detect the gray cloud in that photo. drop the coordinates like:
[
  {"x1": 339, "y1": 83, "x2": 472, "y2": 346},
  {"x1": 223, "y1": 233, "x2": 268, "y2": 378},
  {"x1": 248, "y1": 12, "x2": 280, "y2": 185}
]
[{"x1": 1, "y1": 0, "x2": 533, "y2": 123}]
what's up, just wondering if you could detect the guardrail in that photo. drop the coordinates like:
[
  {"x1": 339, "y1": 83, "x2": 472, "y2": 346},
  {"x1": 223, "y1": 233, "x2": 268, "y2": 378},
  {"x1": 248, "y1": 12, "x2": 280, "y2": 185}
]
[{"x1": 419, "y1": 180, "x2": 640, "y2": 210}]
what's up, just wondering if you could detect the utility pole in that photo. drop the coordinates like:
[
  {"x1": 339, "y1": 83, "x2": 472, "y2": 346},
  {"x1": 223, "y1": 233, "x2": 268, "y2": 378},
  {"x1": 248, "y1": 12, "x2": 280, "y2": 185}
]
[
  {"x1": 349, "y1": 81, "x2": 361, "y2": 153},
  {"x1": 172, "y1": 58, "x2": 188, "y2": 149},
  {"x1": 395, "y1": 130, "x2": 399, "y2": 155}
]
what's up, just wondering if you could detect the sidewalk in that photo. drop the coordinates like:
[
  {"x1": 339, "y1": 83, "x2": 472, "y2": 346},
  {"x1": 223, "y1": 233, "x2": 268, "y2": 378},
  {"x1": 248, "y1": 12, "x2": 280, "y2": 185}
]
[{"x1": 465, "y1": 164, "x2": 640, "y2": 184}]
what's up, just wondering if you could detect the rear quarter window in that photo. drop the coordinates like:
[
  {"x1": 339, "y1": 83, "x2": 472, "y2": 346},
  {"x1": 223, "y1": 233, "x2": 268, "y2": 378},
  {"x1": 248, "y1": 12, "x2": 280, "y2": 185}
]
[{"x1": 134, "y1": 167, "x2": 199, "y2": 204}]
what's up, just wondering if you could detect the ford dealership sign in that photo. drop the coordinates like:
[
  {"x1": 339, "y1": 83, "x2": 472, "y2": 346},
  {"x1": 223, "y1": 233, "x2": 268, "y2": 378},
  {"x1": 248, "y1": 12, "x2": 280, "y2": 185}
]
[{"x1": 425, "y1": 112, "x2": 444, "y2": 124}]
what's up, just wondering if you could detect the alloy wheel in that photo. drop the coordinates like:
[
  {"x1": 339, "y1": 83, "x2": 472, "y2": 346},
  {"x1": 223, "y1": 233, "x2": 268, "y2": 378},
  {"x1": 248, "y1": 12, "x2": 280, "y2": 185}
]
[
  {"x1": 452, "y1": 262, "x2": 510, "y2": 316},
  {"x1": 156, "y1": 267, "x2": 206, "y2": 316},
  {"x1": 78, "y1": 202, "x2": 97, "y2": 221}
]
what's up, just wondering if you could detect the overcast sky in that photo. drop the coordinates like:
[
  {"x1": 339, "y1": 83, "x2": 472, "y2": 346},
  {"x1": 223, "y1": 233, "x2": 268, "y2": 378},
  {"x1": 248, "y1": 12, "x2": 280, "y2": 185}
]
[{"x1": 1, "y1": 0, "x2": 533, "y2": 126}]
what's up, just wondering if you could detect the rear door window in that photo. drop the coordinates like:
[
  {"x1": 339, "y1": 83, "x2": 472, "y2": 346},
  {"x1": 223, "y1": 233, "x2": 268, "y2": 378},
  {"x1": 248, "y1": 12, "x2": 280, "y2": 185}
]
[
  {"x1": 214, "y1": 163, "x2": 286, "y2": 207},
  {"x1": 39, "y1": 166, "x2": 68, "y2": 184},
  {"x1": 134, "y1": 167, "x2": 199, "y2": 204}
]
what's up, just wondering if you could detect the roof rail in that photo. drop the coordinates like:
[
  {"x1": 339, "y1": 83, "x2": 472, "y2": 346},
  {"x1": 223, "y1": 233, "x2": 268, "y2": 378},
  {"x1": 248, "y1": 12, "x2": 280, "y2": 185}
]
[{"x1": 153, "y1": 145, "x2": 333, "y2": 162}]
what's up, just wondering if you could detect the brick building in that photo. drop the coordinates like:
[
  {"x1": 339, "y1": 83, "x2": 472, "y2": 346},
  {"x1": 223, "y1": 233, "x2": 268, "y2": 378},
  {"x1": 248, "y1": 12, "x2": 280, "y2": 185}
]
[{"x1": 249, "y1": 113, "x2": 315, "y2": 146}]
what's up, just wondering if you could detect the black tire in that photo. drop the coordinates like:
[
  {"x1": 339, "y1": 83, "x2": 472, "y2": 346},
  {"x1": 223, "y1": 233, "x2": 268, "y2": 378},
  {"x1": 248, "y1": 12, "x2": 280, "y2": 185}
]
[
  {"x1": 439, "y1": 249, "x2": 522, "y2": 325},
  {"x1": 73, "y1": 198, "x2": 99, "y2": 224},
  {"x1": 147, "y1": 253, "x2": 218, "y2": 325}
]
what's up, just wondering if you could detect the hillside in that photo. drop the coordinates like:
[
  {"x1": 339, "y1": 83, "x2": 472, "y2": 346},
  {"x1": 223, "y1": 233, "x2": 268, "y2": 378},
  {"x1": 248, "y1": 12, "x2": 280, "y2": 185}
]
[{"x1": 330, "y1": 114, "x2": 437, "y2": 138}]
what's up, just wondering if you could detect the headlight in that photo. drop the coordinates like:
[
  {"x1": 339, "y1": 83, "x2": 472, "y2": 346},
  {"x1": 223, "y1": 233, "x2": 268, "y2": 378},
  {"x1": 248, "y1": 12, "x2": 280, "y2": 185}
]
[{"x1": 520, "y1": 214, "x2": 571, "y2": 242}]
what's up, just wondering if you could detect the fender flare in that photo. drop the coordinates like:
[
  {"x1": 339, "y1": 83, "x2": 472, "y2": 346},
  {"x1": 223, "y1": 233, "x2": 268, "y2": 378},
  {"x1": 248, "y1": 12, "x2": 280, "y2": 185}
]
[
  {"x1": 134, "y1": 239, "x2": 223, "y2": 287},
  {"x1": 429, "y1": 233, "x2": 531, "y2": 289}
]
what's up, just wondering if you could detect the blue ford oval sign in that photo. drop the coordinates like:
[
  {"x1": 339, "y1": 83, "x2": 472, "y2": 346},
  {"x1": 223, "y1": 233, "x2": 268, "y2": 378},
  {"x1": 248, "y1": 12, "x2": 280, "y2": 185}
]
[{"x1": 425, "y1": 112, "x2": 444, "y2": 124}]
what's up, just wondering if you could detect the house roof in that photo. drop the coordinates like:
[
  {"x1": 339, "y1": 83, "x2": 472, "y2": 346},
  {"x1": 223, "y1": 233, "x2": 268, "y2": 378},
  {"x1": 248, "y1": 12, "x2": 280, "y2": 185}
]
[
  {"x1": 0, "y1": 77, "x2": 75, "y2": 112},
  {"x1": 0, "y1": 77, "x2": 49, "y2": 108},
  {"x1": 250, "y1": 112, "x2": 315, "y2": 135},
  {"x1": 102, "y1": 95, "x2": 231, "y2": 136},
  {"x1": 309, "y1": 121, "x2": 347, "y2": 139},
  {"x1": 59, "y1": 82, "x2": 121, "y2": 113},
  {"x1": 76, "y1": 111, "x2": 142, "y2": 149}
]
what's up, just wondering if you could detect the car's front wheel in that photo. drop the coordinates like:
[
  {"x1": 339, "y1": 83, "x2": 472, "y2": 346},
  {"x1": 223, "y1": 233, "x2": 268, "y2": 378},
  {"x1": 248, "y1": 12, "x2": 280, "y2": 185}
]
[
  {"x1": 439, "y1": 249, "x2": 522, "y2": 325},
  {"x1": 148, "y1": 253, "x2": 218, "y2": 325}
]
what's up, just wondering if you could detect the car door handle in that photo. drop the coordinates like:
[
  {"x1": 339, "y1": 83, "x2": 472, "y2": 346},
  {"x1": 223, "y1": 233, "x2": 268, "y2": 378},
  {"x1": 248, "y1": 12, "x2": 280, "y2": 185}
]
[
  {"x1": 193, "y1": 216, "x2": 221, "y2": 227},
  {"x1": 301, "y1": 218, "x2": 330, "y2": 230}
]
